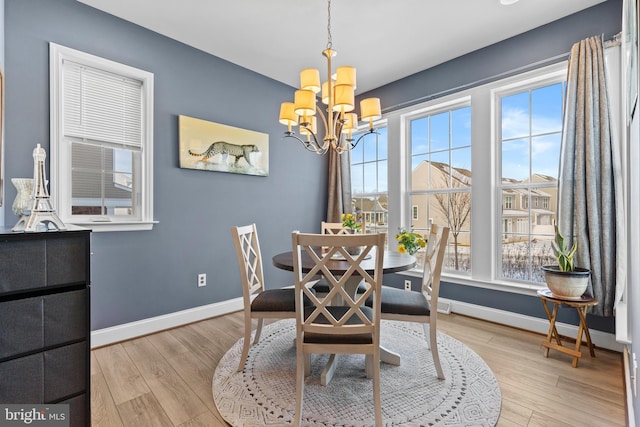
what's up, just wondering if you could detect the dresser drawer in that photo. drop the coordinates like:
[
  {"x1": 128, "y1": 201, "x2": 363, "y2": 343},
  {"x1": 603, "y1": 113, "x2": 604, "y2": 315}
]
[
  {"x1": 0, "y1": 353, "x2": 44, "y2": 403},
  {"x1": 0, "y1": 341, "x2": 87, "y2": 404},
  {"x1": 44, "y1": 341, "x2": 87, "y2": 402},
  {"x1": 44, "y1": 289, "x2": 87, "y2": 346},
  {"x1": 0, "y1": 289, "x2": 87, "y2": 360},
  {"x1": 61, "y1": 393, "x2": 87, "y2": 427},
  {"x1": 0, "y1": 239, "x2": 46, "y2": 293},
  {"x1": 46, "y1": 236, "x2": 87, "y2": 286},
  {"x1": 0, "y1": 296, "x2": 44, "y2": 359}
]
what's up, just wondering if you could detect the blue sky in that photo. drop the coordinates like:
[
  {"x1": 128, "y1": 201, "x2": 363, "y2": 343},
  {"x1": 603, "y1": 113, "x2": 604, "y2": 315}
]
[{"x1": 351, "y1": 81, "x2": 564, "y2": 195}]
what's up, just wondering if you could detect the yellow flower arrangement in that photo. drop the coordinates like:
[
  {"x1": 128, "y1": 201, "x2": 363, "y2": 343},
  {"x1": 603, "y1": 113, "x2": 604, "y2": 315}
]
[
  {"x1": 341, "y1": 213, "x2": 362, "y2": 232},
  {"x1": 396, "y1": 228, "x2": 426, "y2": 255}
]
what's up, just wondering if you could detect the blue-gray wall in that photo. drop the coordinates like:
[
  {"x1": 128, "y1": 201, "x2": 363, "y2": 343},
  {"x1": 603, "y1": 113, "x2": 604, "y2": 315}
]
[
  {"x1": 362, "y1": 0, "x2": 623, "y2": 114},
  {"x1": 4, "y1": 0, "x2": 327, "y2": 329},
  {"x1": 367, "y1": 0, "x2": 623, "y2": 335}
]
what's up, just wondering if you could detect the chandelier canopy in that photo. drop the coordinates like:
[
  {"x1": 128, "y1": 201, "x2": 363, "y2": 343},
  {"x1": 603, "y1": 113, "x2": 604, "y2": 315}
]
[{"x1": 278, "y1": 0, "x2": 381, "y2": 155}]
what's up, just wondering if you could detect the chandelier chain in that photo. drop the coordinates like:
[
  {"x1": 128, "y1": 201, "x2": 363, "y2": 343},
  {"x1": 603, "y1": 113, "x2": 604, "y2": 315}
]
[{"x1": 326, "y1": 0, "x2": 332, "y2": 49}]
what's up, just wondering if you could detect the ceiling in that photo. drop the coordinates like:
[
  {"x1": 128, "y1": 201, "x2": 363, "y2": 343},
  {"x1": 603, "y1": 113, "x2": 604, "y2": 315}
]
[{"x1": 77, "y1": 0, "x2": 606, "y2": 94}]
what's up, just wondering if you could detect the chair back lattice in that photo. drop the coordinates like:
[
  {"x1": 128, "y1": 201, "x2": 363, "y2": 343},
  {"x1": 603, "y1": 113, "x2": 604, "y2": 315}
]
[
  {"x1": 421, "y1": 224, "x2": 450, "y2": 304},
  {"x1": 321, "y1": 221, "x2": 350, "y2": 235},
  {"x1": 232, "y1": 224, "x2": 265, "y2": 302},
  {"x1": 292, "y1": 232, "x2": 385, "y2": 337}
]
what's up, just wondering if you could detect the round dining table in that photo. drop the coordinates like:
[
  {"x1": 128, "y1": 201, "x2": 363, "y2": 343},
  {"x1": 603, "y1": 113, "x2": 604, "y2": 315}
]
[
  {"x1": 272, "y1": 248, "x2": 416, "y2": 385},
  {"x1": 273, "y1": 248, "x2": 416, "y2": 276}
]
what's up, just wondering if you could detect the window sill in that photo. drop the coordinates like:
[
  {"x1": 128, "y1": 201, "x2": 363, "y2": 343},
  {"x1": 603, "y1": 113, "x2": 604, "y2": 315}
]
[
  {"x1": 396, "y1": 269, "x2": 545, "y2": 297},
  {"x1": 66, "y1": 220, "x2": 158, "y2": 232}
]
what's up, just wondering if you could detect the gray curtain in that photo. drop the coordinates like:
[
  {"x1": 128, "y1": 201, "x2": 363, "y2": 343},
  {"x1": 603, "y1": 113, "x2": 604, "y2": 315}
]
[
  {"x1": 326, "y1": 148, "x2": 352, "y2": 223},
  {"x1": 558, "y1": 36, "x2": 618, "y2": 316}
]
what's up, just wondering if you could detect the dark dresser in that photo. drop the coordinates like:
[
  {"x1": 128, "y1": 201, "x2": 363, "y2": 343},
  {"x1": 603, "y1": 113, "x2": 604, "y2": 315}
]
[{"x1": 0, "y1": 228, "x2": 90, "y2": 427}]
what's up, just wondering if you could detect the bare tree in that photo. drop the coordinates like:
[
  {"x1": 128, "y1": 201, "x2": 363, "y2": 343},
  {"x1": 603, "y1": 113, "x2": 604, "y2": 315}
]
[{"x1": 434, "y1": 190, "x2": 471, "y2": 270}]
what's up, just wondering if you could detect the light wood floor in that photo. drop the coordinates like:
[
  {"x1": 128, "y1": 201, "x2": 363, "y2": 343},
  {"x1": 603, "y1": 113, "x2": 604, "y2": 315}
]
[{"x1": 91, "y1": 311, "x2": 626, "y2": 426}]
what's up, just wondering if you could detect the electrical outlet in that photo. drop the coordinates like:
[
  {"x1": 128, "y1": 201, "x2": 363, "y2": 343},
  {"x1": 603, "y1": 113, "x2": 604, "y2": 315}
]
[
  {"x1": 198, "y1": 273, "x2": 206, "y2": 287},
  {"x1": 404, "y1": 280, "x2": 411, "y2": 291}
]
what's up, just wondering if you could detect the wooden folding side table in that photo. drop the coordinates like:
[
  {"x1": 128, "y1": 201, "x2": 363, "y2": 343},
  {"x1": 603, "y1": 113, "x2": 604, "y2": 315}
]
[{"x1": 537, "y1": 289, "x2": 598, "y2": 368}]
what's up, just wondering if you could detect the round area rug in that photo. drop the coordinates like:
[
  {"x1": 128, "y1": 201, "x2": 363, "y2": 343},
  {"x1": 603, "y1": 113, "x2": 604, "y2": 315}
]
[{"x1": 213, "y1": 319, "x2": 501, "y2": 426}]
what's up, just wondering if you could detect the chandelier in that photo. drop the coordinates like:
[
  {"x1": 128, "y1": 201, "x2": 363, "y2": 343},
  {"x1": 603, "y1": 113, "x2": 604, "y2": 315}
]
[{"x1": 278, "y1": 0, "x2": 381, "y2": 155}]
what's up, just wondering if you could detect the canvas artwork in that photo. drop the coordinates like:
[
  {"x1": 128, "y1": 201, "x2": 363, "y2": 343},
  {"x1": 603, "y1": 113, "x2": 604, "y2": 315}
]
[{"x1": 179, "y1": 115, "x2": 269, "y2": 176}]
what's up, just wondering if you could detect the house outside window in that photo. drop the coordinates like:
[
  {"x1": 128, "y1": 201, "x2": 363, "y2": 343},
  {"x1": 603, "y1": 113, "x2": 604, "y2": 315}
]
[
  {"x1": 412, "y1": 205, "x2": 419, "y2": 220},
  {"x1": 50, "y1": 43, "x2": 155, "y2": 231}
]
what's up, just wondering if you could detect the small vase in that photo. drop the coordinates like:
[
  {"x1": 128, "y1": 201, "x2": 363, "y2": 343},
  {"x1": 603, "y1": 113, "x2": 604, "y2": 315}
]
[
  {"x1": 346, "y1": 245, "x2": 362, "y2": 256},
  {"x1": 345, "y1": 228, "x2": 362, "y2": 255},
  {"x1": 11, "y1": 178, "x2": 34, "y2": 217}
]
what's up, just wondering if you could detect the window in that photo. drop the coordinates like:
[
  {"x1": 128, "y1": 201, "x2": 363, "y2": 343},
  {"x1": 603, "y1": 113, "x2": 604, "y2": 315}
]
[
  {"x1": 498, "y1": 77, "x2": 565, "y2": 282},
  {"x1": 351, "y1": 127, "x2": 388, "y2": 236},
  {"x1": 408, "y1": 103, "x2": 471, "y2": 272},
  {"x1": 351, "y1": 62, "x2": 568, "y2": 292},
  {"x1": 50, "y1": 43, "x2": 155, "y2": 231},
  {"x1": 504, "y1": 195, "x2": 513, "y2": 209}
]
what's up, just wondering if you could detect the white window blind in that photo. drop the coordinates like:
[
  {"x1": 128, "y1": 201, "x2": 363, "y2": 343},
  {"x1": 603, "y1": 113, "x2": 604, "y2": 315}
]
[{"x1": 62, "y1": 60, "x2": 143, "y2": 150}]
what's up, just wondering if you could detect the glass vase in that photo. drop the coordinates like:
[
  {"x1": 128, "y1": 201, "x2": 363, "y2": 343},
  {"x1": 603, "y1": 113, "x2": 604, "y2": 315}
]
[{"x1": 11, "y1": 178, "x2": 34, "y2": 217}]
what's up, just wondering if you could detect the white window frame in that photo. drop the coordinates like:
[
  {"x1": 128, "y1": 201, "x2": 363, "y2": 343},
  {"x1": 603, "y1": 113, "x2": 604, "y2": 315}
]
[
  {"x1": 351, "y1": 124, "x2": 389, "y2": 237},
  {"x1": 50, "y1": 43, "x2": 155, "y2": 232},
  {"x1": 380, "y1": 62, "x2": 568, "y2": 296}
]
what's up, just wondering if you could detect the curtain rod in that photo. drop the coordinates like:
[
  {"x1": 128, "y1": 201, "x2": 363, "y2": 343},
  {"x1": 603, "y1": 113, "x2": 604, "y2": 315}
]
[
  {"x1": 603, "y1": 32, "x2": 622, "y2": 48},
  {"x1": 381, "y1": 32, "x2": 622, "y2": 114}
]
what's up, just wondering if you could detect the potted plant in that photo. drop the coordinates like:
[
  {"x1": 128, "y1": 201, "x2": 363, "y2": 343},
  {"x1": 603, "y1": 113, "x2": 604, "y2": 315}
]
[
  {"x1": 395, "y1": 228, "x2": 426, "y2": 255},
  {"x1": 340, "y1": 213, "x2": 362, "y2": 233},
  {"x1": 341, "y1": 213, "x2": 363, "y2": 255},
  {"x1": 541, "y1": 225, "x2": 590, "y2": 299}
]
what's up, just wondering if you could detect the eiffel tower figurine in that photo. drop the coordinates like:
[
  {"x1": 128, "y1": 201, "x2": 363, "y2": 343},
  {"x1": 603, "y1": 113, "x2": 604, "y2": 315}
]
[{"x1": 12, "y1": 144, "x2": 66, "y2": 232}]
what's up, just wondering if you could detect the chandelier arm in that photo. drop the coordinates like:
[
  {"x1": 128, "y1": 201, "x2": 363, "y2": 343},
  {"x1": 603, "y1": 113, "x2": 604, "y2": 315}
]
[
  {"x1": 284, "y1": 131, "x2": 328, "y2": 155},
  {"x1": 350, "y1": 128, "x2": 378, "y2": 150}
]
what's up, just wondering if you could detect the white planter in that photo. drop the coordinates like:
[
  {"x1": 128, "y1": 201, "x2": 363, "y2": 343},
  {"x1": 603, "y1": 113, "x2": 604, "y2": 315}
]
[{"x1": 541, "y1": 265, "x2": 590, "y2": 299}]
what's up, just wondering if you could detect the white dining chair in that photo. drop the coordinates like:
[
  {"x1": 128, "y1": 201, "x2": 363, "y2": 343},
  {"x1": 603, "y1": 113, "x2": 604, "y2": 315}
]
[
  {"x1": 320, "y1": 221, "x2": 349, "y2": 235},
  {"x1": 291, "y1": 231, "x2": 385, "y2": 427},
  {"x1": 231, "y1": 223, "x2": 298, "y2": 372},
  {"x1": 368, "y1": 223, "x2": 449, "y2": 379},
  {"x1": 312, "y1": 221, "x2": 367, "y2": 299}
]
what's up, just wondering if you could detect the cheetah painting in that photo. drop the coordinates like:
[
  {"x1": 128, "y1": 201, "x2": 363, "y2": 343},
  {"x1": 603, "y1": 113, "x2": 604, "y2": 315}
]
[{"x1": 179, "y1": 115, "x2": 268, "y2": 176}]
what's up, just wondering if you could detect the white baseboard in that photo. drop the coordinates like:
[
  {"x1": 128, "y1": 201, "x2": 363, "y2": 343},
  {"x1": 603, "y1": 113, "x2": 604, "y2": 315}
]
[
  {"x1": 90, "y1": 295, "x2": 621, "y2": 352},
  {"x1": 440, "y1": 297, "x2": 623, "y2": 352},
  {"x1": 90, "y1": 297, "x2": 243, "y2": 348}
]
